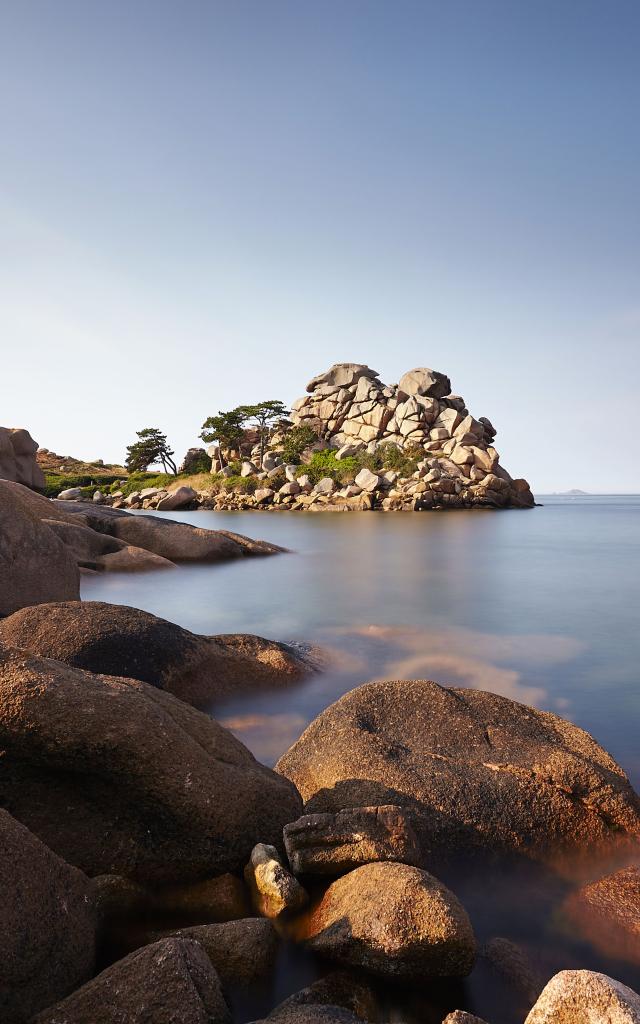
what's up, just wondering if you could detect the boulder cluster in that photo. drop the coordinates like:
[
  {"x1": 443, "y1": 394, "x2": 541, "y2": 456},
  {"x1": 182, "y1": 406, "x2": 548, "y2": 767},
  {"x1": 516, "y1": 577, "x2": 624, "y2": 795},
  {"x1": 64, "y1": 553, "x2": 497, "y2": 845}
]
[{"x1": 1, "y1": 582, "x2": 640, "y2": 1023}]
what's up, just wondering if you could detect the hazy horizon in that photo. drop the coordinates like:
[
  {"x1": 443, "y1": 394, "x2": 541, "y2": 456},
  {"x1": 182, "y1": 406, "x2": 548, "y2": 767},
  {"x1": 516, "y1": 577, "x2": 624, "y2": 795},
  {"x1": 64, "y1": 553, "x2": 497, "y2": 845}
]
[{"x1": 1, "y1": 0, "x2": 639, "y2": 493}]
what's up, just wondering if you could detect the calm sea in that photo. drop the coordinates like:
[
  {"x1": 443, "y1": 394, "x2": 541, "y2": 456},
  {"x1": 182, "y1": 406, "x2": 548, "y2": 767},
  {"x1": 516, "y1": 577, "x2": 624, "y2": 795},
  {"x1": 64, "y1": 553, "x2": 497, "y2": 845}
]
[{"x1": 81, "y1": 495, "x2": 640, "y2": 1022}]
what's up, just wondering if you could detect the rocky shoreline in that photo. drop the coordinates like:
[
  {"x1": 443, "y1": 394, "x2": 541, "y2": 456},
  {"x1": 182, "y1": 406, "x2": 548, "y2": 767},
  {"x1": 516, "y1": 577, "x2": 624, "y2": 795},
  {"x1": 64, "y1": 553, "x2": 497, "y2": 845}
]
[{"x1": 3, "y1": 478, "x2": 640, "y2": 1024}]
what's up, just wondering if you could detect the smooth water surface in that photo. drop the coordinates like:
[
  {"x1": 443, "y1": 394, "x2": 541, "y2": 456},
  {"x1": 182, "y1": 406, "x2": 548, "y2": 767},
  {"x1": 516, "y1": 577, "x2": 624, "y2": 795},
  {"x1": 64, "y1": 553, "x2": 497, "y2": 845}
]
[
  {"x1": 82, "y1": 496, "x2": 640, "y2": 1022},
  {"x1": 83, "y1": 496, "x2": 640, "y2": 781}
]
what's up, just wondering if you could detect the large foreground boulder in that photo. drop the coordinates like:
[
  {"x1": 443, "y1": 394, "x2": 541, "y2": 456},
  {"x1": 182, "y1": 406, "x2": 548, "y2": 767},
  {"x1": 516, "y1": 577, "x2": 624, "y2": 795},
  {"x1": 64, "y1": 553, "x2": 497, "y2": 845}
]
[
  {"x1": 33, "y1": 937, "x2": 231, "y2": 1024},
  {"x1": 289, "y1": 861, "x2": 476, "y2": 979},
  {"x1": 524, "y1": 970, "x2": 640, "y2": 1024},
  {"x1": 0, "y1": 601, "x2": 315, "y2": 706},
  {"x1": 276, "y1": 680, "x2": 640, "y2": 870},
  {"x1": 0, "y1": 648, "x2": 302, "y2": 881},
  {"x1": 43, "y1": 519, "x2": 175, "y2": 572},
  {"x1": 0, "y1": 809, "x2": 96, "y2": 1024},
  {"x1": 0, "y1": 480, "x2": 79, "y2": 615}
]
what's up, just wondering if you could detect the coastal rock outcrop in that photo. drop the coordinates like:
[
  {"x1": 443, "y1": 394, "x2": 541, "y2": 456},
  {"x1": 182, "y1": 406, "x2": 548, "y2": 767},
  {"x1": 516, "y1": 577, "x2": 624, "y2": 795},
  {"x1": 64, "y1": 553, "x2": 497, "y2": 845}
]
[
  {"x1": 276, "y1": 680, "x2": 640, "y2": 870},
  {"x1": 289, "y1": 861, "x2": 476, "y2": 979},
  {"x1": 0, "y1": 647, "x2": 302, "y2": 882},
  {"x1": 289, "y1": 363, "x2": 533, "y2": 509},
  {"x1": 0, "y1": 480, "x2": 80, "y2": 615},
  {"x1": 0, "y1": 601, "x2": 316, "y2": 706},
  {"x1": 0, "y1": 426, "x2": 45, "y2": 489},
  {"x1": 33, "y1": 937, "x2": 231, "y2": 1024},
  {"x1": 1, "y1": 809, "x2": 97, "y2": 1024}
]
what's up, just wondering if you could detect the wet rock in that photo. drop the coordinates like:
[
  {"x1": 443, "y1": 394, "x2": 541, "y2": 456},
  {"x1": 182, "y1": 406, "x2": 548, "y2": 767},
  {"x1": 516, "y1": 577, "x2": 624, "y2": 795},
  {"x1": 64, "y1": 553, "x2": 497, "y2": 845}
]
[
  {"x1": 563, "y1": 866, "x2": 640, "y2": 964},
  {"x1": 33, "y1": 937, "x2": 231, "y2": 1024},
  {"x1": 0, "y1": 648, "x2": 302, "y2": 882},
  {"x1": 0, "y1": 480, "x2": 80, "y2": 615},
  {"x1": 0, "y1": 808, "x2": 96, "y2": 1024},
  {"x1": 290, "y1": 861, "x2": 476, "y2": 979},
  {"x1": 524, "y1": 970, "x2": 640, "y2": 1024},
  {"x1": 138, "y1": 918, "x2": 278, "y2": 984},
  {"x1": 0, "y1": 602, "x2": 316, "y2": 707},
  {"x1": 244, "y1": 843, "x2": 309, "y2": 919},
  {"x1": 283, "y1": 805, "x2": 422, "y2": 876},
  {"x1": 481, "y1": 937, "x2": 544, "y2": 1006},
  {"x1": 276, "y1": 680, "x2": 640, "y2": 870}
]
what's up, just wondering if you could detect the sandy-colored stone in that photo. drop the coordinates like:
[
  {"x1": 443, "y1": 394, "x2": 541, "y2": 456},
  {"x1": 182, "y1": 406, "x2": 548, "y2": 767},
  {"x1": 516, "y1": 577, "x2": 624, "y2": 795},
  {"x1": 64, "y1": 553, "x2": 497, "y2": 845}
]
[
  {"x1": 525, "y1": 970, "x2": 640, "y2": 1024},
  {"x1": 276, "y1": 680, "x2": 640, "y2": 870},
  {"x1": 290, "y1": 861, "x2": 476, "y2": 979},
  {"x1": 245, "y1": 843, "x2": 309, "y2": 918}
]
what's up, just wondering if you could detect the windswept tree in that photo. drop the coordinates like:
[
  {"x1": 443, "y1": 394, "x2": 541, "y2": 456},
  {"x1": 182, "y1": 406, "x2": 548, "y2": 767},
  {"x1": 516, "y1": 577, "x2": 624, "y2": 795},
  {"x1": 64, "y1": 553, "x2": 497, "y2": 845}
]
[
  {"x1": 240, "y1": 400, "x2": 290, "y2": 464},
  {"x1": 125, "y1": 428, "x2": 178, "y2": 474},
  {"x1": 199, "y1": 409, "x2": 247, "y2": 467}
]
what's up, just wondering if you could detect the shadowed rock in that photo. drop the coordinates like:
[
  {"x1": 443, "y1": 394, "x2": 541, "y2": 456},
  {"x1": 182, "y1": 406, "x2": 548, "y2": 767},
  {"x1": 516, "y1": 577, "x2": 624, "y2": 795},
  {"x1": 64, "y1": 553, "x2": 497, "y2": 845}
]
[
  {"x1": 276, "y1": 680, "x2": 640, "y2": 871},
  {"x1": 283, "y1": 805, "x2": 422, "y2": 876},
  {"x1": 0, "y1": 481, "x2": 79, "y2": 615},
  {"x1": 0, "y1": 809, "x2": 96, "y2": 1024},
  {"x1": 0, "y1": 648, "x2": 302, "y2": 882},
  {"x1": 250, "y1": 972, "x2": 378, "y2": 1024},
  {"x1": 33, "y1": 937, "x2": 231, "y2": 1024},
  {"x1": 0, "y1": 601, "x2": 316, "y2": 707},
  {"x1": 289, "y1": 861, "x2": 476, "y2": 979}
]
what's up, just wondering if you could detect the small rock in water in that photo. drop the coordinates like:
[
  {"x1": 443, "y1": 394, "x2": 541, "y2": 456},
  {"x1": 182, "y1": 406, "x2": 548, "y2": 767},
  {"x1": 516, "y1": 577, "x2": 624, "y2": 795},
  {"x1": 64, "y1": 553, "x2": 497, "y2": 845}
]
[
  {"x1": 244, "y1": 842, "x2": 309, "y2": 919},
  {"x1": 562, "y1": 866, "x2": 640, "y2": 965},
  {"x1": 283, "y1": 804, "x2": 422, "y2": 876}
]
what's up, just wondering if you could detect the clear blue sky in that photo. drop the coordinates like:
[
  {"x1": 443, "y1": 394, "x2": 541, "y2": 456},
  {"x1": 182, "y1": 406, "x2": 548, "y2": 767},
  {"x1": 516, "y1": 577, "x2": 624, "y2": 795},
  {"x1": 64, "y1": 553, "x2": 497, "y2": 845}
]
[{"x1": 1, "y1": 0, "x2": 638, "y2": 492}]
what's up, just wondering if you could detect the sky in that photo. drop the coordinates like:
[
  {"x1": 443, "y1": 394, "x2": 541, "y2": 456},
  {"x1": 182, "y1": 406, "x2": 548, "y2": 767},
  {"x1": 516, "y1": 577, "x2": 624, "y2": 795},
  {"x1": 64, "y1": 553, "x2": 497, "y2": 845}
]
[{"x1": 1, "y1": 0, "x2": 639, "y2": 493}]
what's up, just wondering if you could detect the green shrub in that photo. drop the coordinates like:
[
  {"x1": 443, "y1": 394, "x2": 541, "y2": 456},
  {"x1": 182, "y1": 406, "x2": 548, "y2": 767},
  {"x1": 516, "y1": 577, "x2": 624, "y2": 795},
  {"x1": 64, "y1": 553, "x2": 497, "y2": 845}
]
[
  {"x1": 115, "y1": 473, "x2": 174, "y2": 496},
  {"x1": 280, "y1": 425, "x2": 319, "y2": 464},
  {"x1": 44, "y1": 473, "x2": 122, "y2": 497}
]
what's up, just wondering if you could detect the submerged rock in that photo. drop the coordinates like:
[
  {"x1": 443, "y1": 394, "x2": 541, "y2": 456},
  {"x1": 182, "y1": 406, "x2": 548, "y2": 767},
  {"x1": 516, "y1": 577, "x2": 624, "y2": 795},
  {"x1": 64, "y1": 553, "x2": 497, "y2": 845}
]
[
  {"x1": 0, "y1": 480, "x2": 79, "y2": 615},
  {"x1": 0, "y1": 809, "x2": 97, "y2": 1024},
  {"x1": 276, "y1": 680, "x2": 640, "y2": 870},
  {"x1": 33, "y1": 937, "x2": 231, "y2": 1024},
  {"x1": 244, "y1": 843, "x2": 309, "y2": 919},
  {"x1": 0, "y1": 648, "x2": 302, "y2": 882},
  {"x1": 289, "y1": 861, "x2": 476, "y2": 979},
  {"x1": 0, "y1": 601, "x2": 316, "y2": 706},
  {"x1": 283, "y1": 805, "x2": 422, "y2": 876},
  {"x1": 563, "y1": 866, "x2": 640, "y2": 964},
  {"x1": 524, "y1": 970, "x2": 640, "y2": 1024}
]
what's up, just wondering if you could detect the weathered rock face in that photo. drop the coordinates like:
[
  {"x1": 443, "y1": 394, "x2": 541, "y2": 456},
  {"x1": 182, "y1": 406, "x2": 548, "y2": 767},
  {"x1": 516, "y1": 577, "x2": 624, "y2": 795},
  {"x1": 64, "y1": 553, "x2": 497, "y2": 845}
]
[
  {"x1": 244, "y1": 842, "x2": 309, "y2": 919},
  {"x1": 0, "y1": 648, "x2": 302, "y2": 882},
  {"x1": 0, "y1": 809, "x2": 97, "y2": 1024},
  {"x1": 0, "y1": 602, "x2": 315, "y2": 707},
  {"x1": 289, "y1": 861, "x2": 476, "y2": 979},
  {"x1": 524, "y1": 970, "x2": 640, "y2": 1024},
  {"x1": 33, "y1": 937, "x2": 231, "y2": 1024},
  {"x1": 0, "y1": 481, "x2": 80, "y2": 616},
  {"x1": 143, "y1": 918, "x2": 279, "y2": 984},
  {"x1": 563, "y1": 866, "x2": 640, "y2": 964},
  {"x1": 0, "y1": 426, "x2": 45, "y2": 489},
  {"x1": 276, "y1": 680, "x2": 640, "y2": 871},
  {"x1": 290, "y1": 363, "x2": 533, "y2": 508},
  {"x1": 283, "y1": 805, "x2": 422, "y2": 876}
]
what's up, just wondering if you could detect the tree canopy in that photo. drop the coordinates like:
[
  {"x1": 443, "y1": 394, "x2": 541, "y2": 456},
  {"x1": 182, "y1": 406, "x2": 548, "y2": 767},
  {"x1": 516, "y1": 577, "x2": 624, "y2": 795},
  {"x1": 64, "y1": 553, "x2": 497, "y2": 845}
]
[{"x1": 125, "y1": 428, "x2": 177, "y2": 474}]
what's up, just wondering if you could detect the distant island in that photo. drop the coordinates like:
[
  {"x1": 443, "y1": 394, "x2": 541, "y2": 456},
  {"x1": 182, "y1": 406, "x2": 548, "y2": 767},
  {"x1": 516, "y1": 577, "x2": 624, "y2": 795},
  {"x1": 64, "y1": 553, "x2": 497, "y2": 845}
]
[{"x1": 556, "y1": 489, "x2": 590, "y2": 495}]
